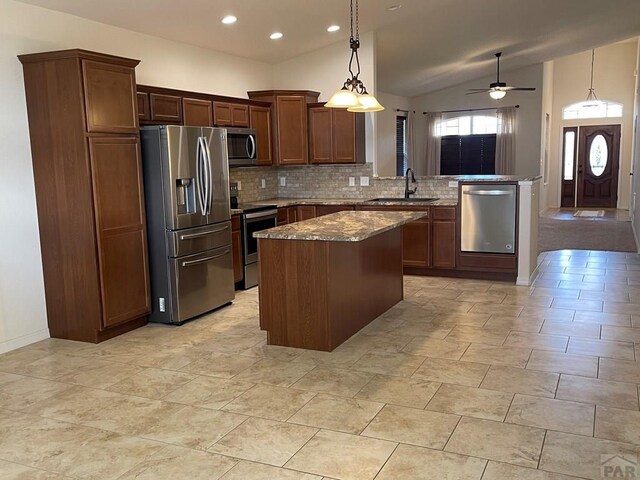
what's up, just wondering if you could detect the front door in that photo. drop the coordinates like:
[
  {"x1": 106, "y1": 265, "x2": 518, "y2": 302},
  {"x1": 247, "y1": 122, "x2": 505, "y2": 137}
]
[{"x1": 577, "y1": 124, "x2": 621, "y2": 208}]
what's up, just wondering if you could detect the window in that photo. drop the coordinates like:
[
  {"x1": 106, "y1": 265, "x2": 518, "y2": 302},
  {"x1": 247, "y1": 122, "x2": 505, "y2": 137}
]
[
  {"x1": 396, "y1": 115, "x2": 407, "y2": 176},
  {"x1": 437, "y1": 115, "x2": 498, "y2": 175},
  {"x1": 562, "y1": 101, "x2": 623, "y2": 120}
]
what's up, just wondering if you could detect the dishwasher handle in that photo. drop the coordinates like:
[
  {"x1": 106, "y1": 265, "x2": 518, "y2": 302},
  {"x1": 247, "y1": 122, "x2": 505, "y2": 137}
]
[{"x1": 463, "y1": 190, "x2": 513, "y2": 196}]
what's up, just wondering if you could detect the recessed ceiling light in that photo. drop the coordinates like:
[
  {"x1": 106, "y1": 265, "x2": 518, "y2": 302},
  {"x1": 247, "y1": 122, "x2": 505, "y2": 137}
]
[
  {"x1": 327, "y1": 25, "x2": 340, "y2": 33},
  {"x1": 387, "y1": 4, "x2": 402, "y2": 11},
  {"x1": 270, "y1": 32, "x2": 283, "y2": 40},
  {"x1": 221, "y1": 15, "x2": 237, "y2": 24}
]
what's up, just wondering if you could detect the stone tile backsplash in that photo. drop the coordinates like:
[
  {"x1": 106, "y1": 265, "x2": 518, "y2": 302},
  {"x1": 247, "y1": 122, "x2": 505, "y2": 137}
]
[{"x1": 230, "y1": 163, "x2": 458, "y2": 203}]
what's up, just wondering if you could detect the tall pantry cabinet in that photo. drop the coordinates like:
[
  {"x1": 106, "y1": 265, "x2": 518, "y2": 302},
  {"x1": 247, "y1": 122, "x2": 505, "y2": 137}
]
[{"x1": 19, "y1": 49, "x2": 150, "y2": 343}]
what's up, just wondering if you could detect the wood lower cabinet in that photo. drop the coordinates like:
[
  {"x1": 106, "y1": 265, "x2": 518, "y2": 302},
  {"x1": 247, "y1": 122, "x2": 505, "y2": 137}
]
[
  {"x1": 287, "y1": 206, "x2": 298, "y2": 224},
  {"x1": 248, "y1": 90, "x2": 320, "y2": 165},
  {"x1": 19, "y1": 49, "x2": 150, "y2": 343},
  {"x1": 297, "y1": 205, "x2": 316, "y2": 221},
  {"x1": 316, "y1": 205, "x2": 355, "y2": 217},
  {"x1": 183, "y1": 98, "x2": 213, "y2": 127},
  {"x1": 309, "y1": 104, "x2": 365, "y2": 164},
  {"x1": 231, "y1": 215, "x2": 243, "y2": 284},
  {"x1": 277, "y1": 208, "x2": 289, "y2": 226},
  {"x1": 432, "y1": 207, "x2": 456, "y2": 269},
  {"x1": 403, "y1": 219, "x2": 431, "y2": 268},
  {"x1": 249, "y1": 106, "x2": 272, "y2": 166}
]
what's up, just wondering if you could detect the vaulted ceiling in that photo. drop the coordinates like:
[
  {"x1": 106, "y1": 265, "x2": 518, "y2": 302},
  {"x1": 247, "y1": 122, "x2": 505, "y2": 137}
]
[{"x1": 16, "y1": 0, "x2": 640, "y2": 97}]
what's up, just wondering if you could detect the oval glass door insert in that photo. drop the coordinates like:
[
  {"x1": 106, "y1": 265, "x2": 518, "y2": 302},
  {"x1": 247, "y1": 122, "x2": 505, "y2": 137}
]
[{"x1": 589, "y1": 134, "x2": 608, "y2": 177}]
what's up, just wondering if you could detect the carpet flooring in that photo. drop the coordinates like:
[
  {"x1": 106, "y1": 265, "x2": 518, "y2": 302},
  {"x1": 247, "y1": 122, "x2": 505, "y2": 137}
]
[{"x1": 538, "y1": 216, "x2": 637, "y2": 252}]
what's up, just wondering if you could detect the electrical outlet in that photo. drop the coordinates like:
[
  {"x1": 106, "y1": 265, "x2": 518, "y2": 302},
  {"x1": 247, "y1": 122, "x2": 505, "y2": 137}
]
[
  {"x1": 348, "y1": 177, "x2": 355, "y2": 186},
  {"x1": 158, "y1": 297, "x2": 165, "y2": 312},
  {"x1": 237, "y1": 181, "x2": 242, "y2": 191},
  {"x1": 448, "y1": 181, "x2": 458, "y2": 188},
  {"x1": 261, "y1": 179, "x2": 266, "y2": 189},
  {"x1": 279, "y1": 176, "x2": 286, "y2": 187},
  {"x1": 360, "y1": 176, "x2": 370, "y2": 187}
]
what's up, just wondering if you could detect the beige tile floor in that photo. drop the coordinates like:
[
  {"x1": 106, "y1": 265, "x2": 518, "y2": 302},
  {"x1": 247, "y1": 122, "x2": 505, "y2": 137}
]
[{"x1": 1, "y1": 249, "x2": 640, "y2": 479}]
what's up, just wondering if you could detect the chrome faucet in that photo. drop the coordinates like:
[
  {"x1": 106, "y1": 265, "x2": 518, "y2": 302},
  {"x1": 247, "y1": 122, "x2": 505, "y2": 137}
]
[{"x1": 404, "y1": 168, "x2": 417, "y2": 198}]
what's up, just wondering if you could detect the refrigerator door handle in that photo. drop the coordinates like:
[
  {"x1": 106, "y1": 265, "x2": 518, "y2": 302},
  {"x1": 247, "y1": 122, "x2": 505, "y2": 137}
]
[
  {"x1": 202, "y1": 136, "x2": 214, "y2": 215},
  {"x1": 179, "y1": 225, "x2": 229, "y2": 240},
  {"x1": 181, "y1": 249, "x2": 230, "y2": 267},
  {"x1": 195, "y1": 138, "x2": 206, "y2": 216}
]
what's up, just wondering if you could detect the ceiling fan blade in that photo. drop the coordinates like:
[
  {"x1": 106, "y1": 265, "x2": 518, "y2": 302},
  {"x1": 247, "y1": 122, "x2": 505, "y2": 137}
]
[
  {"x1": 509, "y1": 87, "x2": 537, "y2": 91},
  {"x1": 467, "y1": 89, "x2": 489, "y2": 91},
  {"x1": 465, "y1": 90, "x2": 490, "y2": 95}
]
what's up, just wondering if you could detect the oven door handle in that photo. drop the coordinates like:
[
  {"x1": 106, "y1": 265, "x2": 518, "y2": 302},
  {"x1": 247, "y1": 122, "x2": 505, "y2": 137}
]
[{"x1": 243, "y1": 209, "x2": 278, "y2": 220}]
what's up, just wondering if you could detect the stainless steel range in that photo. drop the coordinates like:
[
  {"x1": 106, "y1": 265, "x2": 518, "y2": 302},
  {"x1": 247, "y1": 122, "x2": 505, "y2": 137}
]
[{"x1": 238, "y1": 204, "x2": 277, "y2": 289}]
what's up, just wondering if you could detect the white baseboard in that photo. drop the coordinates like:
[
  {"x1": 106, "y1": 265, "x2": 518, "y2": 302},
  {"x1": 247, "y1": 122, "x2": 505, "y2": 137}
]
[
  {"x1": 516, "y1": 265, "x2": 540, "y2": 286},
  {"x1": 0, "y1": 328, "x2": 50, "y2": 354}
]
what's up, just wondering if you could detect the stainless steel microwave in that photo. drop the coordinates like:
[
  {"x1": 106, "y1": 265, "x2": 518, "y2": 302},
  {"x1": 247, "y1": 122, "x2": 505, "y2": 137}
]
[{"x1": 226, "y1": 127, "x2": 257, "y2": 167}]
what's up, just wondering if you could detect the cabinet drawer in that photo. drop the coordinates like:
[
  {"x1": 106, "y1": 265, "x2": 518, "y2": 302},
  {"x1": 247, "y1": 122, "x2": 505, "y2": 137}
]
[
  {"x1": 166, "y1": 222, "x2": 232, "y2": 258},
  {"x1": 150, "y1": 93, "x2": 182, "y2": 123},
  {"x1": 433, "y1": 206, "x2": 456, "y2": 220}
]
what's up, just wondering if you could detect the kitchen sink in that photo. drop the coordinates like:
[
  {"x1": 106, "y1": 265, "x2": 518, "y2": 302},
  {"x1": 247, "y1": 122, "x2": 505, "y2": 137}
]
[{"x1": 369, "y1": 198, "x2": 439, "y2": 202}]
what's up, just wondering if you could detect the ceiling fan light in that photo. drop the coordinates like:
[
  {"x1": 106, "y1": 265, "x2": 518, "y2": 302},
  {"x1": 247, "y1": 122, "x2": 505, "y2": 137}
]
[
  {"x1": 489, "y1": 90, "x2": 507, "y2": 100},
  {"x1": 325, "y1": 88, "x2": 359, "y2": 108},
  {"x1": 347, "y1": 93, "x2": 385, "y2": 112}
]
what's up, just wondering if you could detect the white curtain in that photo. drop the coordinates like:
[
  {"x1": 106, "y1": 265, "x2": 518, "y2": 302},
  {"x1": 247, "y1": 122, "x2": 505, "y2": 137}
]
[
  {"x1": 405, "y1": 112, "x2": 415, "y2": 171},
  {"x1": 424, "y1": 112, "x2": 442, "y2": 175},
  {"x1": 496, "y1": 107, "x2": 516, "y2": 174}
]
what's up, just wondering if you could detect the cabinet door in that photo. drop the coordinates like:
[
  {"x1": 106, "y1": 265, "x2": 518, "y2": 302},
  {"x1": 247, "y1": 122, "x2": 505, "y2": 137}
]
[
  {"x1": 89, "y1": 136, "x2": 150, "y2": 328},
  {"x1": 250, "y1": 106, "x2": 272, "y2": 166},
  {"x1": 276, "y1": 96, "x2": 308, "y2": 165},
  {"x1": 287, "y1": 206, "x2": 298, "y2": 224},
  {"x1": 231, "y1": 215, "x2": 243, "y2": 284},
  {"x1": 82, "y1": 60, "x2": 138, "y2": 133},
  {"x1": 309, "y1": 107, "x2": 332, "y2": 164},
  {"x1": 297, "y1": 205, "x2": 316, "y2": 221},
  {"x1": 137, "y1": 92, "x2": 150, "y2": 122},
  {"x1": 150, "y1": 94, "x2": 182, "y2": 123},
  {"x1": 432, "y1": 220, "x2": 456, "y2": 268},
  {"x1": 183, "y1": 98, "x2": 213, "y2": 127},
  {"x1": 231, "y1": 104, "x2": 249, "y2": 127},
  {"x1": 213, "y1": 102, "x2": 233, "y2": 126},
  {"x1": 277, "y1": 208, "x2": 288, "y2": 225},
  {"x1": 332, "y1": 109, "x2": 357, "y2": 164},
  {"x1": 316, "y1": 205, "x2": 354, "y2": 217},
  {"x1": 402, "y1": 220, "x2": 431, "y2": 268}
]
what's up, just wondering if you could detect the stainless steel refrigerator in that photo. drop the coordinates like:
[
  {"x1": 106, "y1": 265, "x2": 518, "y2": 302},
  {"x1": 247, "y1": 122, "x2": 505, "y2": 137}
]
[{"x1": 141, "y1": 125, "x2": 235, "y2": 324}]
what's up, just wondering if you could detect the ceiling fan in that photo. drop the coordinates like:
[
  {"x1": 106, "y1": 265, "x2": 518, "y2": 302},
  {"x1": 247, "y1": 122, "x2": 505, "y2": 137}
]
[{"x1": 467, "y1": 52, "x2": 536, "y2": 100}]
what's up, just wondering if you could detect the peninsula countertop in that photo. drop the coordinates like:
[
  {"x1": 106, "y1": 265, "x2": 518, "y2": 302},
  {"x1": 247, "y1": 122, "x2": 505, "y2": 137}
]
[{"x1": 254, "y1": 211, "x2": 427, "y2": 242}]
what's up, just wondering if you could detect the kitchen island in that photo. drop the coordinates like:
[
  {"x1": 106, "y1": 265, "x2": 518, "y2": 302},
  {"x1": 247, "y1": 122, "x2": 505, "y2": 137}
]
[{"x1": 255, "y1": 211, "x2": 426, "y2": 351}]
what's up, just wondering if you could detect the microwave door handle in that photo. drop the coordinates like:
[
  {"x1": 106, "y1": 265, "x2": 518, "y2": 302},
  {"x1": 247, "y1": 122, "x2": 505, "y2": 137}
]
[
  {"x1": 247, "y1": 134, "x2": 256, "y2": 159},
  {"x1": 195, "y1": 138, "x2": 205, "y2": 216}
]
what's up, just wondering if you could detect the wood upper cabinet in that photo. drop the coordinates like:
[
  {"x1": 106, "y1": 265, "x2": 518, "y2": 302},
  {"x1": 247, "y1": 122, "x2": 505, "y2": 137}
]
[
  {"x1": 249, "y1": 106, "x2": 272, "y2": 166},
  {"x1": 149, "y1": 93, "x2": 182, "y2": 123},
  {"x1": 19, "y1": 49, "x2": 149, "y2": 343},
  {"x1": 82, "y1": 60, "x2": 138, "y2": 133},
  {"x1": 213, "y1": 102, "x2": 249, "y2": 127},
  {"x1": 137, "y1": 92, "x2": 150, "y2": 121},
  {"x1": 183, "y1": 98, "x2": 213, "y2": 127},
  {"x1": 308, "y1": 104, "x2": 365, "y2": 164},
  {"x1": 248, "y1": 90, "x2": 320, "y2": 166},
  {"x1": 89, "y1": 136, "x2": 150, "y2": 328}
]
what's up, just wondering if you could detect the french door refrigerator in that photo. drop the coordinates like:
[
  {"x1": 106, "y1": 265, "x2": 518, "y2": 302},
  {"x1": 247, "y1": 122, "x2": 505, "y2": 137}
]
[{"x1": 141, "y1": 125, "x2": 235, "y2": 324}]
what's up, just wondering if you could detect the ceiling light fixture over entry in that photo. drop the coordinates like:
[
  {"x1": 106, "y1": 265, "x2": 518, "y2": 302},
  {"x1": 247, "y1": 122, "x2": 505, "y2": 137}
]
[
  {"x1": 584, "y1": 49, "x2": 600, "y2": 107},
  {"x1": 325, "y1": 0, "x2": 383, "y2": 112}
]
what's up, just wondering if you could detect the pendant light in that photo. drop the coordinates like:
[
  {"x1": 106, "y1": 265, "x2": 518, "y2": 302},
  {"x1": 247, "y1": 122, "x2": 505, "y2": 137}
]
[
  {"x1": 584, "y1": 49, "x2": 601, "y2": 107},
  {"x1": 325, "y1": 0, "x2": 384, "y2": 112}
]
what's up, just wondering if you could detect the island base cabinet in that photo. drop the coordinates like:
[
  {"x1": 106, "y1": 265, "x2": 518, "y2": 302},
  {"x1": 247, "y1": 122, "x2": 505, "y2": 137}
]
[{"x1": 258, "y1": 229, "x2": 403, "y2": 351}]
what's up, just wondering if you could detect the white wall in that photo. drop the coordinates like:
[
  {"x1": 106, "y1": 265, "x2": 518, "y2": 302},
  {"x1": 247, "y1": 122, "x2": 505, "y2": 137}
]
[
  {"x1": 539, "y1": 61, "x2": 555, "y2": 212},
  {"x1": 0, "y1": 0, "x2": 273, "y2": 352},
  {"x1": 376, "y1": 91, "x2": 412, "y2": 177},
  {"x1": 547, "y1": 41, "x2": 638, "y2": 210},
  {"x1": 410, "y1": 64, "x2": 544, "y2": 177},
  {"x1": 273, "y1": 32, "x2": 378, "y2": 168}
]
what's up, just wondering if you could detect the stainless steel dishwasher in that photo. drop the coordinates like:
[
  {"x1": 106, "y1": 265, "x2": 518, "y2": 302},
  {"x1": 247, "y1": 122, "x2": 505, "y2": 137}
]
[{"x1": 460, "y1": 184, "x2": 517, "y2": 254}]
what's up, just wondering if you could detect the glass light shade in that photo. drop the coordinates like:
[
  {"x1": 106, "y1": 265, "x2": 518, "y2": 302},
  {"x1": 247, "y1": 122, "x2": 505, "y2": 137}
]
[
  {"x1": 347, "y1": 93, "x2": 385, "y2": 112},
  {"x1": 324, "y1": 88, "x2": 359, "y2": 108},
  {"x1": 489, "y1": 89, "x2": 507, "y2": 100}
]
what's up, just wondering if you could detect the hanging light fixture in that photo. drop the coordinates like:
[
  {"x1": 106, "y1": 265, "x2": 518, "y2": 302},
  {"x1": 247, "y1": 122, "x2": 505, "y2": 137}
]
[
  {"x1": 325, "y1": 0, "x2": 384, "y2": 112},
  {"x1": 584, "y1": 49, "x2": 601, "y2": 107}
]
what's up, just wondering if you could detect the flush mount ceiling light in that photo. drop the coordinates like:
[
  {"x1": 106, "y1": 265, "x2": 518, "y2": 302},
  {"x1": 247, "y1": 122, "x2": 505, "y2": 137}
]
[
  {"x1": 327, "y1": 25, "x2": 341, "y2": 32},
  {"x1": 584, "y1": 49, "x2": 601, "y2": 107},
  {"x1": 387, "y1": 4, "x2": 402, "y2": 11},
  {"x1": 325, "y1": 0, "x2": 384, "y2": 112},
  {"x1": 269, "y1": 32, "x2": 283, "y2": 40},
  {"x1": 221, "y1": 15, "x2": 237, "y2": 24}
]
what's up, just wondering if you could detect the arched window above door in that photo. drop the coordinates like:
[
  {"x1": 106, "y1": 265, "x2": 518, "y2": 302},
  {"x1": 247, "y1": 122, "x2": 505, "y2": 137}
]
[{"x1": 562, "y1": 101, "x2": 623, "y2": 120}]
